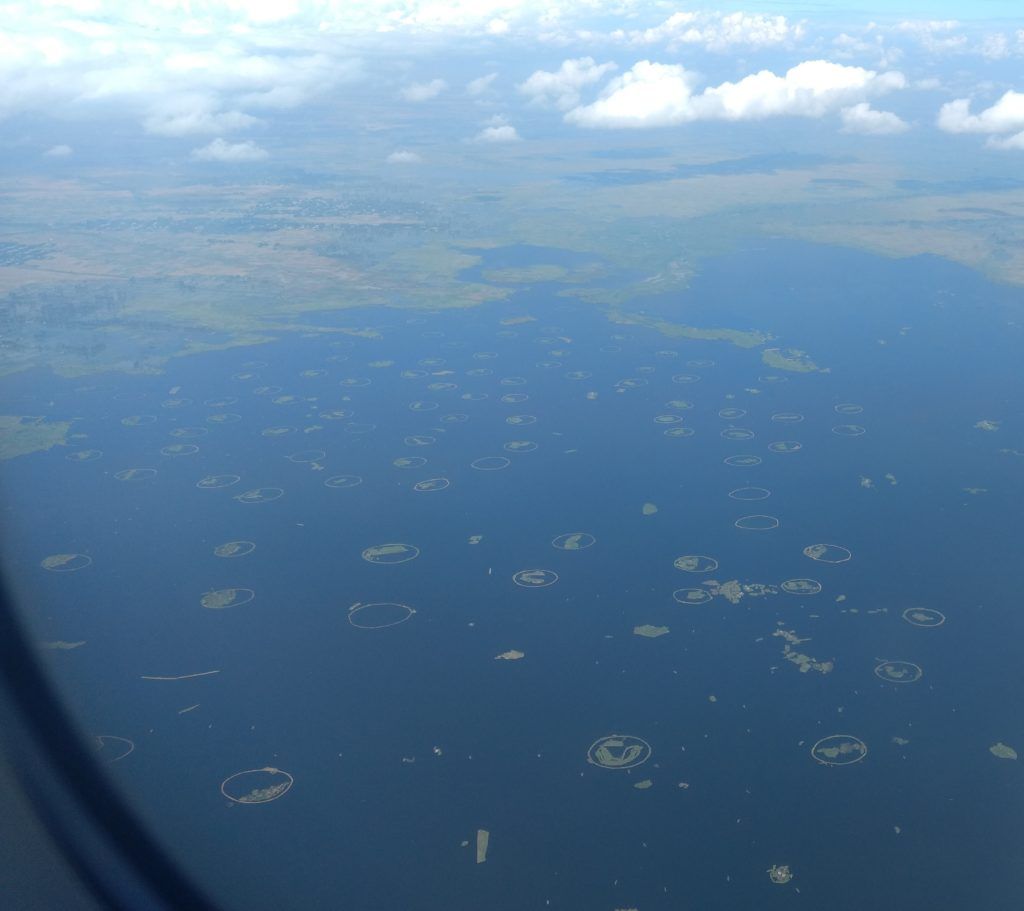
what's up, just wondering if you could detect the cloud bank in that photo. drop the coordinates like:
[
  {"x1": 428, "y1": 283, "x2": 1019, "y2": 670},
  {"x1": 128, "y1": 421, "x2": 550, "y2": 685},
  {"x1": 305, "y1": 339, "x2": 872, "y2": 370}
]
[
  {"x1": 617, "y1": 11, "x2": 805, "y2": 52},
  {"x1": 839, "y1": 102, "x2": 908, "y2": 135},
  {"x1": 190, "y1": 138, "x2": 268, "y2": 162},
  {"x1": 938, "y1": 90, "x2": 1024, "y2": 149},
  {"x1": 401, "y1": 79, "x2": 448, "y2": 102},
  {"x1": 518, "y1": 57, "x2": 617, "y2": 111},
  {"x1": 566, "y1": 59, "x2": 906, "y2": 129}
]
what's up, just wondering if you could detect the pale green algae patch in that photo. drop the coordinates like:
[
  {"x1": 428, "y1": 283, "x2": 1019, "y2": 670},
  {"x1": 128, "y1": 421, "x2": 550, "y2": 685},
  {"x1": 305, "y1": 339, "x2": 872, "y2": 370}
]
[
  {"x1": 760, "y1": 347, "x2": 828, "y2": 373},
  {"x1": 634, "y1": 624, "x2": 670, "y2": 638},
  {"x1": 0, "y1": 415, "x2": 72, "y2": 460},
  {"x1": 990, "y1": 742, "x2": 1017, "y2": 760},
  {"x1": 608, "y1": 311, "x2": 771, "y2": 350}
]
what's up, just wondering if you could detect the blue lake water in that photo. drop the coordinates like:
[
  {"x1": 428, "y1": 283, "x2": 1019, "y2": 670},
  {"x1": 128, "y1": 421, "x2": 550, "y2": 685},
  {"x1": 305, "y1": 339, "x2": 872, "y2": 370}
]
[{"x1": 2, "y1": 239, "x2": 1024, "y2": 910}]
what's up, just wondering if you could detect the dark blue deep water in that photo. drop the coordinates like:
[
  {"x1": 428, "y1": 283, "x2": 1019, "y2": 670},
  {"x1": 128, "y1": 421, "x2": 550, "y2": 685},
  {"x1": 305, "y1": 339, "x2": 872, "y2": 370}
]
[{"x1": 3, "y1": 239, "x2": 1024, "y2": 910}]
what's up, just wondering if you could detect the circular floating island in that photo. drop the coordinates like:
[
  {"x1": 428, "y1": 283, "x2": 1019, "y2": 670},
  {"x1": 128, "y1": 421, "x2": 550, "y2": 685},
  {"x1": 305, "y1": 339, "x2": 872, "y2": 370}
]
[
  {"x1": 122, "y1": 415, "x2": 157, "y2": 427},
  {"x1": 832, "y1": 424, "x2": 866, "y2": 436},
  {"x1": 768, "y1": 441, "x2": 802, "y2": 453},
  {"x1": 724, "y1": 455, "x2": 762, "y2": 467},
  {"x1": 512, "y1": 569, "x2": 559, "y2": 588},
  {"x1": 169, "y1": 427, "x2": 207, "y2": 439},
  {"x1": 206, "y1": 413, "x2": 241, "y2": 424},
  {"x1": 664, "y1": 427, "x2": 695, "y2": 438},
  {"x1": 718, "y1": 407, "x2": 746, "y2": 419},
  {"x1": 729, "y1": 487, "x2": 771, "y2": 501},
  {"x1": 214, "y1": 541, "x2": 256, "y2": 558},
  {"x1": 220, "y1": 768, "x2": 294, "y2": 804},
  {"x1": 160, "y1": 444, "x2": 198, "y2": 457},
  {"x1": 803, "y1": 543, "x2": 852, "y2": 563},
  {"x1": 41, "y1": 553, "x2": 92, "y2": 573},
  {"x1": 902, "y1": 607, "x2": 946, "y2": 627},
  {"x1": 393, "y1": 457, "x2": 427, "y2": 469},
  {"x1": 404, "y1": 435, "x2": 436, "y2": 447},
  {"x1": 673, "y1": 588, "x2": 713, "y2": 605},
  {"x1": 66, "y1": 449, "x2": 102, "y2": 462},
  {"x1": 506, "y1": 415, "x2": 537, "y2": 426},
  {"x1": 200, "y1": 588, "x2": 255, "y2": 610},
  {"x1": 114, "y1": 468, "x2": 157, "y2": 481},
  {"x1": 197, "y1": 474, "x2": 241, "y2": 489},
  {"x1": 408, "y1": 400, "x2": 438, "y2": 412},
  {"x1": 325, "y1": 475, "x2": 362, "y2": 489},
  {"x1": 834, "y1": 403, "x2": 864, "y2": 415},
  {"x1": 551, "y1": 533, "x2": 596, "y2": 551},
  {"x1": 471, "y1": 456, "x2": 511, "y2": 471},
  {"x1": 413, "y1": 478, "x2": 450, "y2": 492},
  {"x1": 234, "y1": 487, "x2": 283, "y2": 504},
  {"x1": 362, "y1": 543, "x2": 420, "y2": 565},
  {"x1": 671, "y1": 374, "x2": 701, "y2": 384},
  {"x1": 587, "y1": 734, "x2": 652, "y2": 770},
  {"x1": 721, "y1": 428, "x2": 755, "y2": 441},
  {"x1": 767, "y1": 865, "x2": 793, "y2": 884},
  {"x1": 348, "y1": 602, "x2": 416, "y2": 629},
  {"x1": 654, "y1": 414, "x2": 683, "y2": 424},
  {"x1": 261, "y1": 426, "x2": 297, "y2": 436},
  {"x1": 771, "y1": 412, "x2": 804, "y2": 423},
  {"x1": 874, "y1": 660, "x2": 923, "y2": 684},
  {"x1": 94, "y1": 735, "x2": 134, "y2": 764},
  {"x1": 734, "y1": 515, "x2": 780, "y2": 531},
  {"x1": 674, "y1": 555, "x2": 719, "y2": 573},
  {"x1": 811, "y1": 734, "x2": 867, "y2": 766},
  {"x1": 504, "y1": 440, "x2": 537, "y2": 453},
  {"x1": 781, "y1": 579, "x2": 822, "y2": 595}
]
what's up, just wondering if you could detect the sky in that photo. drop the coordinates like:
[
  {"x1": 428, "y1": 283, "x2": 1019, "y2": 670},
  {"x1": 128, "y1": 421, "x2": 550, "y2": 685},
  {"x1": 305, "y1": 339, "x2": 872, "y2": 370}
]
[{"x1": 2, "y1": 0, "x2": 1022, "y2": 164}]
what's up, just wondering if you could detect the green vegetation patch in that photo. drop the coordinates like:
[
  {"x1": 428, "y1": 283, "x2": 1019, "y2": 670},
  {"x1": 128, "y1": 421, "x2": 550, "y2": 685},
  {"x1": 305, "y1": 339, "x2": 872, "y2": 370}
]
[{"x1": 0, "y1": 414, "x2": 72, "y2": 460}]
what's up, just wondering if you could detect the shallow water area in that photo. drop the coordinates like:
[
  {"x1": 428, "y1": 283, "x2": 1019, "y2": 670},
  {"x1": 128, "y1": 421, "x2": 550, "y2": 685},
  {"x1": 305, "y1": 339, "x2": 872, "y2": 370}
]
[{"x1": 4, "y1": 238, "x2": 1024, "y2": 911}]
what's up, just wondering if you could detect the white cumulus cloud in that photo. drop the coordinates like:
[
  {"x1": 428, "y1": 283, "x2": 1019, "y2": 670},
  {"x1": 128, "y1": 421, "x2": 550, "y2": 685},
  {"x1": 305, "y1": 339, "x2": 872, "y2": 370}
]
[
  {"x1": 143, "y1": 95, "x2": 261, "y2": 136},
  {"x1": 518, "y1": 57, "x2": 617, "y2": 111},
  {"x1": 466, "y1": 72, "x2": 498, "y2": 96},
  {"x1": 401, "y1": 79, "x2": 447, "y2": 102},
  {"x1": 937, "y1": 90, "x2": 1024, "y2": 150},
  {"x1": 44, "y1": 143, "x2": 73, "y2": 157},
  {"x1": 895, "y1": 19, "x2": 967, "y2": 54},
  {"x1": 622, "y1": 11, "x2": 805, "y2": 52},
  {"x1": 566, "y1": 59, "x2": 906, "y2": 129},
  {"x1": 565, "y1": 61, "x2": 695, "y2": 128},
  {"x1": 190, "y1": 137, "x2": 268, "y2": 162},
  {"x1": 386, "y1": 150, "x2": 422, "y2": 163},
  {"x1": 839, "y1": 102, "x2": 909, "y2": 134},
  {"x1": 473, "y1": 115, "x2": 520, "y2": 142}
]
